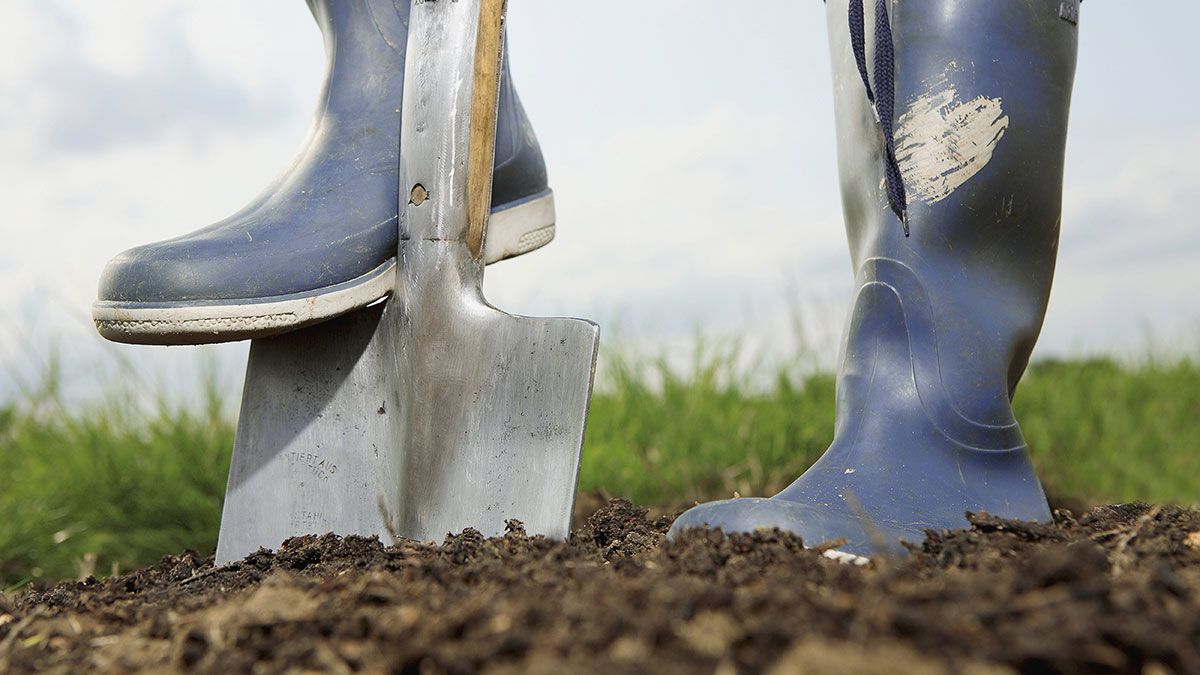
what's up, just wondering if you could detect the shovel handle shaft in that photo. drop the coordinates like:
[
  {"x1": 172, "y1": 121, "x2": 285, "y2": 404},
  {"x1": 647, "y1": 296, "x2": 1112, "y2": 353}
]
[
  {"x1": 466, "y1": 0, "x2": 507, "y2": 260},
  {"x1": 400, "y1": 0, "x2": 506, "y2": 253}
]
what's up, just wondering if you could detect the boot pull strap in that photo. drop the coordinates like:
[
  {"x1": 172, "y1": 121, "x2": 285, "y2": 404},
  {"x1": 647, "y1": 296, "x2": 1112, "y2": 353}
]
[
  {"x1": 848, "y1": 0, "x2": 874, "y2": 107},
  {"x1": 848, "y1": 0, "x2": 909, "y2": 236},
  {"x1": 466, "y1": 0, "x2": 508, "y2": 260}
]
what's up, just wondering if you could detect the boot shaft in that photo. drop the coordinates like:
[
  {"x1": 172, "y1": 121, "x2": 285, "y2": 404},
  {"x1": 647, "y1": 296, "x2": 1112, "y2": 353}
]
[
  {"x1": 827, "y1": 0, "x2": 1079, "y2": 425},
  {"x1": 306, "y1": 0, "x2": 547, "y2": 202},
  {"x1": 305, "y1": 0, "x2": 409, "y2": 121}
]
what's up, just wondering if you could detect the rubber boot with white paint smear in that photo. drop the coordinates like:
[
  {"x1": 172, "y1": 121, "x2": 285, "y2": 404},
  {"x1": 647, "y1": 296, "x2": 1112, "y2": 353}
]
[{"x1": 669, "y1": 0, "x2": 1080, "y2": 557}]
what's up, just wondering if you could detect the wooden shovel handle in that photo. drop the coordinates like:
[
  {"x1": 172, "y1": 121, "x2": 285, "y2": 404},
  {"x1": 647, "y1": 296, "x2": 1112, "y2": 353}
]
[{"x1": 466, "y1": 0, "x2": 507, "y2": 260}]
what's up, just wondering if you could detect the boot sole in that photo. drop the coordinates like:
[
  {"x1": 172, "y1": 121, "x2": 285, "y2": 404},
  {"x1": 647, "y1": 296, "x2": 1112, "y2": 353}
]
[{"x1": 93, "y1": 190, "x2": 556, "y2": 345}]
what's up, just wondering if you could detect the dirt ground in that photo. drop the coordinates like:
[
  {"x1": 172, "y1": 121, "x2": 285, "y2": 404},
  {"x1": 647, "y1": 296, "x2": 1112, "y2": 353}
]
[{"x1": 1, "y1": 496, "x2": 1198, "y2": 674}]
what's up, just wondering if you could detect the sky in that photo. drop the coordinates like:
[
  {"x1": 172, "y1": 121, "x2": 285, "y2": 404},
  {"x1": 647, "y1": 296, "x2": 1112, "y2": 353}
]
[{"x1": 1, "y1": 1, "x2": 1198, "y2": 406}]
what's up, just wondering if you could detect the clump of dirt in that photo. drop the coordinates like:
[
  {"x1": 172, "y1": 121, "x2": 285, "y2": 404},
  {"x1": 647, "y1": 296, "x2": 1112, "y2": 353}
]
[{"x1": 2, "y1": 500, "x2": 1198, "y2": 674}]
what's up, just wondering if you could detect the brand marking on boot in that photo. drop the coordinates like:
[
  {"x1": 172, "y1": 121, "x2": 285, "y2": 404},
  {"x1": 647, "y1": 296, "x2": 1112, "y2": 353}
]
[{"x1": 893, "y1": 71, "x2": 1009, "y2": 205}]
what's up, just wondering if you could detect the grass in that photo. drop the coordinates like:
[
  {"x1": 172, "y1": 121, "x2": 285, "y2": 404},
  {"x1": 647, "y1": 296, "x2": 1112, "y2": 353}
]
[
  {"x1": 1016, "y1": 356, "x2": 1200, "y2": 509},
  {"x1": 0, "y1": 360, "x2": 233, "y2": 587},
  {"x1": 1, "y1": 346, "x2": 1197, "y2": 585},
  {"x1": 581, "y1": 346, "x2": 1200, "y2": 509},
  {"x1": 580, "y1": 341, "x2": 837, "y2": 506}
]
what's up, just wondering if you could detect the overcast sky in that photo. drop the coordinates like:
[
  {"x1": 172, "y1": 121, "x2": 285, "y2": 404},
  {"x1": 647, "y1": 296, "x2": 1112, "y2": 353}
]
[{"x1": 1, "y1": 1, "x2": 1197, "y2": 405}]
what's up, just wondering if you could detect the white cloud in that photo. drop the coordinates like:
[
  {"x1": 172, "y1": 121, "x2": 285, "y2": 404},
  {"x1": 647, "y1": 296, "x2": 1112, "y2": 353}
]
[
  {"x1": 0, "y1": 1, "x2": 316, "y2": 397},
  {"x1": 484, "y1": 105, "x2": 849, "y2": 337},
  {"x1": 1047, "y1": 124, "x2": 1200, "y2": 356}
]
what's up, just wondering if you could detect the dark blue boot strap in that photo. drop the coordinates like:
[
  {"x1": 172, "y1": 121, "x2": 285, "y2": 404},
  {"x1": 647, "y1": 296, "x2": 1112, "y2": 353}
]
[{"x1": 848, "y1": 0, "x2": 908, "y2": 235}]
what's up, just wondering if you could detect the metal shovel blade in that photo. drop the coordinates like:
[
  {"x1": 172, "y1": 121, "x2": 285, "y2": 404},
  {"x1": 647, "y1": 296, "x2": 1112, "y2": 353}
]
[
  {"x1": 213, "y1": 0, "x2": 598, "y2": 563},
  {"x1": 392, "y1": 242, "x2": 598, "y2": 542},
  {"x1": 214, "y1": 290, "x2": 596, "y2": 562}
]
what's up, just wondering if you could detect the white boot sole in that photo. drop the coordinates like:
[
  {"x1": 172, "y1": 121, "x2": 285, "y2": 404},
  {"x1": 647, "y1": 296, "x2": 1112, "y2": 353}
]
[{"x1": 93, "y1": 191, "x2": 556, "y2": 345}]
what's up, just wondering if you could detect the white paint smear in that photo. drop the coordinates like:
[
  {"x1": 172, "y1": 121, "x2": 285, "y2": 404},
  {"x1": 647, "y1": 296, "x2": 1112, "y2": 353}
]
[{"x1": 894, "y1": 73, "x2": 1008, "y2": 204}]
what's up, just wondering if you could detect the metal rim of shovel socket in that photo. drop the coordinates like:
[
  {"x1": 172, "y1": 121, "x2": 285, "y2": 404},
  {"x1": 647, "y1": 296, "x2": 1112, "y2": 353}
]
[{"x1": 214, "y1": 0, "x2": 599, "y2": 564}]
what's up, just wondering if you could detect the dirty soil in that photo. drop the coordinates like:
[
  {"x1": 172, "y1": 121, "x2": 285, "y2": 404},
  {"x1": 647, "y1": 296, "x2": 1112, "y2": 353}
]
[{"x1": 2, "y1": 498, "x2": 1199, "y2": 674}]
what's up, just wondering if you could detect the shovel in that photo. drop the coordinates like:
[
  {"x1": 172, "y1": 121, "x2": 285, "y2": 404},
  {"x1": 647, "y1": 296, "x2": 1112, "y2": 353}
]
[{"x1": 214, "y1": 0, "x2": 599, "y2": 564}]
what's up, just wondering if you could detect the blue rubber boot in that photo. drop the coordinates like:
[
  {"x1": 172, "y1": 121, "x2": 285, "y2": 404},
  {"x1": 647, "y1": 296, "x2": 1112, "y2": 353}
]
[
  {"x1": 93, "y1": 0, "x2": 554, "y2": 345},
  {"x1": 669, "y1": 0, "x2": 1080, "y2": 557}
]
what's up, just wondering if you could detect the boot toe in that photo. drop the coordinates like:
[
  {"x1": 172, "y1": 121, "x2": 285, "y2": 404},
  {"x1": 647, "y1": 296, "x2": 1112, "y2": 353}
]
[
  {"x1": 97, "y1": 233, "x2": 381, "y2": 305},
  {"x1": 667, "y1": 497, "x2": 920, "y2": 558},
  {"x1": 99, "y1": 241, "x2": 250, "y2": 305},
  {"x1": 93, "y1": 233, "x2": 396, "y2": 345}
]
